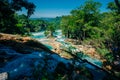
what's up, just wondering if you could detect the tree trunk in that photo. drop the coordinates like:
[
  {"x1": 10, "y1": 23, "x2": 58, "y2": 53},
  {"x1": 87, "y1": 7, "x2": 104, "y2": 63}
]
[{"x1": 114, "y1": 0, "x2": 120, "y2": 12}]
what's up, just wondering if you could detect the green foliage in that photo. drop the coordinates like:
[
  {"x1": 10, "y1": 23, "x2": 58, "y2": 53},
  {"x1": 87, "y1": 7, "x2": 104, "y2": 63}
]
[
  {"x1": 108, "y1": 1, "x2": 120, "y2": 13},
  {"x1": 45, "y1": 22, "x2": 55, "y2": 37},
  {"x1": 49, "y1": 17, "x2": 62, "y2": 29},
  {"x1": 96, "y1": 47, "x2": 109, "y2": 56},
  {"x1": 61, "y1": 0, "x2": 101, "y2": 40},
  {"x1": 44, "y1": 31, "x2": 50, "y2": 37},
  {"x1": 0, "y1": 0, "x2": 35, "y2": 34},
  {"x1": 43, "y1": 17, "x2": 62, "y2": 37},
  {"x1": 29, "y1": 19, "x2": 47, "y2": 32},
  {"x1": 60, "y1": 1, "x2": 120, "y2": 73}
]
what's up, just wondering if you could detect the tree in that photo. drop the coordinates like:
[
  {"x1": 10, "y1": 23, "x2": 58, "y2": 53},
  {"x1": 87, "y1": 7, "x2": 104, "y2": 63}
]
[
  {"x1": 0, "y1": 0, "x2": 36, "y2": 34},
  {"x1": 114, "y1": 0, "x2": 120, "y2": 12},
  {"x1": 46, "y1": 22, "x2": 56, "y2": 36},
  {"x1": 11, "y1": 0, "x2": 36, "y2": 18},
  {"x1": 60, "y1": 0, "x2": 101, "y2": 41},
  {"x1": 108, "y1": 1, "x2": 119, "y2": 13},
  {"x1": 29, "y1": 19, "x2": 47, "y2": 32},
  {"x1": 107, "y1": 1, "x2": 120, "y2": 56}
]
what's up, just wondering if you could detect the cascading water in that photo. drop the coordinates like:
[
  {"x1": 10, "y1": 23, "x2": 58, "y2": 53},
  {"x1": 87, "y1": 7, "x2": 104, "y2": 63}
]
[
  {"x1": 7, "y1": 30, "x2": 108, "y2": 80},
  {"x1": 0, "y1": 44, "x2": 107, "y2": 80},
  {"x1": 0, "y1": 31, "x2": 110, "y2": 80},
  {"x1": 0, "y1": 44, "x2": 71, "y2": 79},
  {"x1": 31, "y1": 30, "x2": 102, "y2": 68},
  {"x1": 31, "y1": 31, "x2": 46, "y2": 39},
  {"x1": 53, "y1": 30, "x2": 102, "y2": 67},
  {"x1": 31, "y1": 31, "x2": 53, "y2": 49}
]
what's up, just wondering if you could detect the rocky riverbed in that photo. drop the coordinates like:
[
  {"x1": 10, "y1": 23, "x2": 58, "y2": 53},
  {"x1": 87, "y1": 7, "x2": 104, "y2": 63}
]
[{"x1": 0, "y1": 33, "x2": 118, "y2": 80}]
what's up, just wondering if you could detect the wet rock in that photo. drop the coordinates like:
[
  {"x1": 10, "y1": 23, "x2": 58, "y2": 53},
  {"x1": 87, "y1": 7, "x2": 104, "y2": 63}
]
[
  {"x1": 0, "y1": 44, "x2": 70, "y2": 79},
  {"x1": 0, "y1": 72, "x2": 8, "y2": 80},
  {"x1": 0, "y1": 33, "x2": 110, "y2": 80},
  {"x1": 0, "y1": 33, "x2": 53, "y2": 54}
]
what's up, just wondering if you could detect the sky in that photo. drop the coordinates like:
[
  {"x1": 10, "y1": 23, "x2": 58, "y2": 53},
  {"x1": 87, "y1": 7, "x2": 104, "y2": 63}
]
[{"x1": 19, "y1": 0, "x2": 114, "y2": 18}]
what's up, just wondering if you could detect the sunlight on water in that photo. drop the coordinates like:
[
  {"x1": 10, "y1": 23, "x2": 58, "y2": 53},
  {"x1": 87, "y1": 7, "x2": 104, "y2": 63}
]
[
  {"x1": 31, "y1": 31, "x2": 46, "y2": 39},
  {"x1": 44, "y1": 44, "x2": 53, "y2": 50}
]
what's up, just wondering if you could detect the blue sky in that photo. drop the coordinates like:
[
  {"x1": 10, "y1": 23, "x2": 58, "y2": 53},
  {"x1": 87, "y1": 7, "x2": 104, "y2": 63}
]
[{"x1": 20, "y1": 0, "x2": 114, "y2": 18}]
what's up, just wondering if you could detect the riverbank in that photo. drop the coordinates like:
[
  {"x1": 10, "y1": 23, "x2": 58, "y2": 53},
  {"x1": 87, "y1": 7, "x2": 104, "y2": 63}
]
[
  {"x1": 39, "y1": 37, "x2": 114, "y2": 70},
  {"x1": 41, "y1": 37, "x2": 101, "y2": 59},
  {"x1": 0, "y1": 33, "x2": 53, "y2": 54},
  {"x1": 31, "y1": 30, "x2": 105, "y2": 61},
  {"x1": 0, "y1": 33, "x2": 119, "y2": 80}
]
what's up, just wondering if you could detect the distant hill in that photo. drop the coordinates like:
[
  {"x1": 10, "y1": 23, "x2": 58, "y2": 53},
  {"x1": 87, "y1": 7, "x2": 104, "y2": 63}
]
[
  {"x1": 30, "y1": 17, "x2": 55, "y2": 22},
  {"x1": 30, "y1": 17, "x2": 61, "y2": 22}
]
